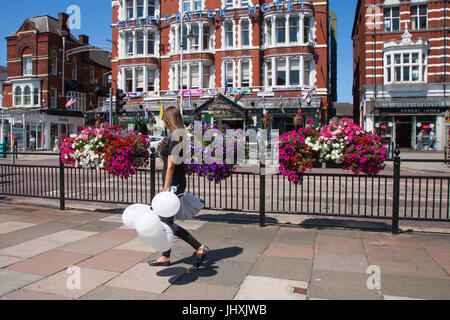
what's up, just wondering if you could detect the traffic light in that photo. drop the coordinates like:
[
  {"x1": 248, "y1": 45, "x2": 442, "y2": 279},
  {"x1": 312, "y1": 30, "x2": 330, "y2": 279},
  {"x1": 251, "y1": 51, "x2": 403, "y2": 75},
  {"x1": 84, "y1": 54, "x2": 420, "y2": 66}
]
[{"x1": 115, "y1": 88, "x2": 127, "y2": 115}]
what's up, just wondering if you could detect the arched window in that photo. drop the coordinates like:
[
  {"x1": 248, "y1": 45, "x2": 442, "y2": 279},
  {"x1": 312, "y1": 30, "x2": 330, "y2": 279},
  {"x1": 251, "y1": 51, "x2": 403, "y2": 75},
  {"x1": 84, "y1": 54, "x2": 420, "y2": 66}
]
[
  {"x1": 33, "y1": 88, "x2": 40, "y2": 105},
  {"x1": 51, "y1": 51, "x2": 58, "y2": 76},
  {"x1": 14, "y1": 87, "x2": 22, "y2": 106},
  {"x1": 23, "y1": 86, "x2": 31, "y2": 105},
  {"x1": 72, "y1": 57, "x2": 78, "y2": 80}
]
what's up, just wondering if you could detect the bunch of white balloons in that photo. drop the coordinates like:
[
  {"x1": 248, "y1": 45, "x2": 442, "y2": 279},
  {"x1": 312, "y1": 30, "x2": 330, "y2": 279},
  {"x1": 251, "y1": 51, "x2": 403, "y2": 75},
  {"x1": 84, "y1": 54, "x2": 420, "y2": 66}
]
[{"x1": 122, "y1": 192, "x2": 181, "y2": 252}]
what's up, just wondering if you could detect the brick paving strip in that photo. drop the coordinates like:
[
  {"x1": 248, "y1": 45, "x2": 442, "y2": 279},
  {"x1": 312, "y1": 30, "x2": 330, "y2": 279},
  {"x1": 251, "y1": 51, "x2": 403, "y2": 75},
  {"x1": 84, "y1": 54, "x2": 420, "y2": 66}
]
[{"x1": 0, "y1": 203, "x2": 449, "y2": 300}]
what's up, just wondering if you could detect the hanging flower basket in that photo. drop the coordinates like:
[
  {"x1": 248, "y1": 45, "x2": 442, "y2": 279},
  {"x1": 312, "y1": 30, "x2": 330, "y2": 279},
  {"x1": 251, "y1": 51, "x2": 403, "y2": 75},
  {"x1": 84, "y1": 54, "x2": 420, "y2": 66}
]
[{"x1": 262, "y1": 114, "x2": 274, "y2": 128}]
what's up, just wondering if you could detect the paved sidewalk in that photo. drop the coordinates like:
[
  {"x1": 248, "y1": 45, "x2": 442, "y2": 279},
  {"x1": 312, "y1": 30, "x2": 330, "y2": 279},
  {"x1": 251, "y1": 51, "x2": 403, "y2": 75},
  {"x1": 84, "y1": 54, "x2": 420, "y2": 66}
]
[{"x1": 0, "y1": 203, "x2": 449, "y2": 300}]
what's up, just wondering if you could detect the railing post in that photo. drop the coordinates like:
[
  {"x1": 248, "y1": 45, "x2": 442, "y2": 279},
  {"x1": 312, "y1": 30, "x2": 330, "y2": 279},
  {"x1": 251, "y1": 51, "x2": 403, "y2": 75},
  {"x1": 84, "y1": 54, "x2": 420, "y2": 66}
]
[
  {"x1": 259, "y1": 155, "x2": 266, "y2": 227},
  {"x1": 392, "y1": 147, "x2": 401, "y2": 234},
  {"x1": 150, "y1": 148, "x2": 156, "y2": 201},
  {"x1": 59, "y1": 152, "x2": 65, "y2": 211}
]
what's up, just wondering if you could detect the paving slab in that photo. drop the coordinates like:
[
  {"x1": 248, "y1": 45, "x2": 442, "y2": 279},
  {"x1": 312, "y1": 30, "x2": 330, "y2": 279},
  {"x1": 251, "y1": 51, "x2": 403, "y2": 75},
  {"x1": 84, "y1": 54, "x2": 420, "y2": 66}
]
[
  {"x1": 271, "y1": 228, "x2": 317, "y2": 246},
  {"x1": 319, "y1": 229, "x2": 361, "y2": 239},
  {"x1": 78, "y1": 286, "x2": 159, "y2": 300},
  {"x1": 6, "y1": 250, "x2": 90, "y2": 276},
  {"x1": 77, "y1": 249, "x2": 151, "y2": 273},
  {"x1": 234, "y1": 276, "x2": 308, "y2": 300},
  {"x1": 0, "y1": 269, "x2": 43, "y2": 297},
  {"x1": 0, "y1": 214, "x2": 20, "y2": 224},
  {"x1": 365, "y1": 245, "x2": 449, "y2": 279},
  {"x1": 308, "y1": 270, "x2": 382, "y2": 300},
  {"x1": 0, "y1": 221, "x2": 36, "y2": 235},
  {"x1": 315, "y1": 234, "x2": 364, "y2": 254},
  {"x1": 380, "y1": 274, "x2": 450, "y2": 300},
  {"x1": 313, "y1": 252, "x2": 369, "y2": 273},
  {"x1": 250, "y1": 256, "x2": 312, "y2": 282},
  {"x1": 159, "y1": 282, "x2": 238, "y2": 300},
  {"x1": 93, "y1": 228, "x2": 137, "y2": 243},
  {"x1": 24, "y1": 267, "x2": 119, "y2": 299},
  {"x1": 105, "y1": 263, "x2": 187, "y2": 294},
  {"x1": 383, "y1": 295, "x2": 425, "y2": 300},
  {"x1": 16, "y1": 214, "x2": 61, "y2": 225},
  {"x1": 115, "y1": 238, "x2": 158, "y2": 253},
  {"x1": 99, "y1": 215, "x2": 124, "y2": 224},
  {"x1": 58, "y1": 214, "x2": 105, "y2": 225},
  {"x1": 175, "y1": 220, "x2": 207, "y2": 231},
  {"x1": 263, "y1": 243, "x2": 314, "y2": 260},
  {"x1": 0, "y1": 255, "x2": 23, "y2": 268},
  {"x1": 175, "y1": 260, "x2": 253, "y2": 288},
  {"x1": 0, "y1": 288, "x2": 71, "y2": 300},
  {"x1": 58, "y1": 237, "x2": 124, "y2": 256},
  {"x1": 0, "y1": 238, "x2": 68, "y2": 259},
  {"x1": 227, "y1": 225, "x2": 279, "y2": 244},
  {"x1": 40, "y1": 230, "x2": 97, "y2": 245},
  {"x1": 72, "y1": 221, "x2": 120, "y2": 233},
  {"x1": 420, "y1": 241, "x2": 450, "y2": 275}
]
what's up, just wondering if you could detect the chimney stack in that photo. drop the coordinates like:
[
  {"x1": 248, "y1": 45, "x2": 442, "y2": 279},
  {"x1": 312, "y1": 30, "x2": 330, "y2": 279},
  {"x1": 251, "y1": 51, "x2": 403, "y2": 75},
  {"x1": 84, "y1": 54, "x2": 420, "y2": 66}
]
[
  {"x1": 58, "y1": 12, "x2": 69, "y2": 32},
  {"x1": 79, "y1": 34, "x2": 89, "y2": 45}
]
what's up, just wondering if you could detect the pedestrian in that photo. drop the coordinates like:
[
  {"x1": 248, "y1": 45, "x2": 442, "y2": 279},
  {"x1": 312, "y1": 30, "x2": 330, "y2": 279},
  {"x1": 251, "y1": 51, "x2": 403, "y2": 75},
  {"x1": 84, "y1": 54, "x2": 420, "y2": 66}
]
[
  {"x1": 53, "y1": 136, "x2": 60, "y2": 153},
  {"x1": 148, "y1": 106, "x2": 209, "y2": 268},
  {"x1": 417, "y1": 129, "x2": 424, "y2": 151},
  {"x1": 427, "y1": 129, "x2": 436, "y2": 151},
  {"x1": 30, "y1": 136, "x2": 36, "y2": 151}
]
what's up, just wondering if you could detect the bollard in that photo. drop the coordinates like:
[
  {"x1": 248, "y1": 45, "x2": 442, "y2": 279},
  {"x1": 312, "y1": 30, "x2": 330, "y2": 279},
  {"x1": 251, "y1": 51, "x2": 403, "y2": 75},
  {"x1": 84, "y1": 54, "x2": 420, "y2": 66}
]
[
  {"x1": 59, "y1": 153, "x2": 65, "y2": 211},
  {"x1": 392, "y1": 147, "x2": 401, "y2": 234},
  {"x1": 259, "y1": 154, "x2": 266, "y2": 228},
  {"x1": 150, "y1": 147, "x2": 156, "y2": 201}
]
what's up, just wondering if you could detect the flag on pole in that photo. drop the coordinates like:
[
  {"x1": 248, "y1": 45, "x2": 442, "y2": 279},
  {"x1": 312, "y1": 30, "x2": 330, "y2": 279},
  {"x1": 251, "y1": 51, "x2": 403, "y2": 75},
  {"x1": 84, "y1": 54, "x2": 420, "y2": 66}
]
[
  {"x1": 303, "y1": 86, "x2": 317, "y2": 104},
  {"x1": 263, "y1": 104, "x2": 267, "y2": 116},
  {"x1": 159, "y1": 103, "x2": 164, "y2": 120},
  {"x1": 65, "y1": 98, "x2": 77, "y2": 109},
  {"x1": 278, "y1": 102, "x2": 286, "y2": 114},
  {"x1": 298, "y1": 99, "x2": 302, "y2": 115},
  {"x1": 145, "y1": 106, "x2": 149, "y2": 119},
  {"x1": 234, "y1": 89, "x2": 248, "y2": 103}
]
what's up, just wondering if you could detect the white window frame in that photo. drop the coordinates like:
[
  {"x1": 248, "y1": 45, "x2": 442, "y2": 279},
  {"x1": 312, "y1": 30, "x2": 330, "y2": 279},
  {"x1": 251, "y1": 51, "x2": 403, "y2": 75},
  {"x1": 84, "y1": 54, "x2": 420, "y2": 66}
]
[
  {"x1": 239, "y1": 59, "x2": 251, "y2": 88},
  {"x1": 223, "y1": 60, "x2": 235, "y2": 88},
  {"x1": 384, "y1": 49, "x2": 427, "y2": 84},
  {"x1": 276, "y1": 17, "x2": 286, "y2": 44},
  {"x1": 66, "y1": 91, "x2": 86, "y2": 112},
  {"x1": 148, "y1": 0, "x2": 155, "y2": 16},
  {"x1": 136, "y1": 0, "x2": 144, "y2": 18},
  {"x1": 147, "y1": 68, "x2": 156, "y2": 91},
  {"x1": 384, "y1": 6, "x2": 400, "y2": 32},
  {"x1": 240, "y1": 19, "x2": 250, "y2": 48},
  {"x1": 14, "y1": 86, "x2": 22, "y2": 106},
  {"x1": 410, "y1": 4, "x2": 427, "y2": 30},
  {"x1": 23, "y1": 56, "x2": 32, "y2": 76},
  {"x1": 126, "y1": 0, "x2": 134, "y2": 19},
  {"x1": 224, "y1": 20, "x2": 234, "y2": 48}
]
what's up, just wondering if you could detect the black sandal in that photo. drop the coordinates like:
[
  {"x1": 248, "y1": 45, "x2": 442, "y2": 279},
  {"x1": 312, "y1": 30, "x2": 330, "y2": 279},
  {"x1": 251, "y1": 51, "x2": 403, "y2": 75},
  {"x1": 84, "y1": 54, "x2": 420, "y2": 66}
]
[
  {"x1": 148, "y1": 259, "x2": 171, "y2": 267},
  {"x1": 195, "y1": 246, "x2": 209, "y2": 268}
]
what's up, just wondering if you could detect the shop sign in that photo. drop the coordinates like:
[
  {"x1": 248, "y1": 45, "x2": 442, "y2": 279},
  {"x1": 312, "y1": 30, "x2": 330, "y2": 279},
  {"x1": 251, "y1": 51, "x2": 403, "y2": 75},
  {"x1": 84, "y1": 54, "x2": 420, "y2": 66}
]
[
  {"x1": 397, "y1": 108, "x2": 446, "y2": 113},
  {"x1": 160, "y1": 91, "x2": 179, "y2": 97},
  {"x1": 272, "y1": 86, "x2": 302, "y2": 92},
  {"x1": 422, "y1": 124, "x2": 430, "y2": 130},
  {"x1": 183, "y1": 89, "x2": 204, "y2": 97}
]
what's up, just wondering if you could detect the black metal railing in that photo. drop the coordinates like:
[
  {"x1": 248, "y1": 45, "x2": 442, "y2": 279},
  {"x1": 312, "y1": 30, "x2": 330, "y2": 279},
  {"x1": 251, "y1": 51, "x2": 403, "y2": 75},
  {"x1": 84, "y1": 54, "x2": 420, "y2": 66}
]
[{"x1": 0, "y1": 150, "x2": 449, "y2": 233}]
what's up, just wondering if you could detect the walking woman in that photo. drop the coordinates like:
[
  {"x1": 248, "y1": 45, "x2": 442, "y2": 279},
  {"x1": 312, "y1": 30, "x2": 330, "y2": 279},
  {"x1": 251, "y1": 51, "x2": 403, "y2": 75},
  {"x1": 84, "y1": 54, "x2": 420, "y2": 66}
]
[{"x1": 148, "y1": 106, "x2": 209, "y2": 268}]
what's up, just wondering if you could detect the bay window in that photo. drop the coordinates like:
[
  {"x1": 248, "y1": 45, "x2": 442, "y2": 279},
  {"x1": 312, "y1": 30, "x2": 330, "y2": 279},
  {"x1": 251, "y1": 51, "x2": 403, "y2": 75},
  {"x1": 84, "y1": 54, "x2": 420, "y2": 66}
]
[
  {"x1": 33, "y1": 88, "x2": 39, "y2": 105},
  {"x1": 203, "y1": 26, "x2": 210, "y2": 50},
  {"x1": 137, "y1": 0, "x2": 144, "y2": 18},
  {"x1": 266, "y1": 60, "x2": 272, "y2": 87},
  {"x1": 183, "y1": 0, "x2": 190, "y2": 12},
  {"x1": 191, "y1": 25, "x2": 200, "y2": 51},
  {"x1": 290, "y1": 59, "x2": 300, "y2": 85},
  {"x1": 266, "y1": 20, "x2": 272, "y2": 46},
  {"x1": 289, "y1": 17, "x2": 299, "y2": 43},
  {"x1": 126, "y1": 32, "x2": 133, "y2": 56},
  {"x1": 148, "y1": 69, "x2": 155, "y2": 91},
  {"x1": 194, "y1": 0, "x2": 201, "y2": 11},
  {"x1": 14, "y1": 87, "x2": 22, "y2": 106},
  {"x1": 137, "y1": 31, "x2": 144, "y2": 55},
  {"x1": 385, "y1": 51, "x2": 426, "y2": 83},
  {"x1": 304, "y1": 17, "x2": 311, "y2": 43},
  {"x1": 148, "y1": 32, "x2": 155, "y2": 54},
  {"x1": 136, "y1": 69, "x2": 144, "y2": 92},
  {"x1": 182, "y1": 65, "x2": 188, "y2": 90},
  {"x1": 23, "y1": 86, "x2": 31, "y2": 105},
  {"x1": 148, "y1": 0, "x2": 155, "y2": 16},
  {"x1": 225, "y1": 0, "x2": 234, "y2": 9},
  {"x1": 203, "y1": 65, "x2": 211, "y2": 88},
  {"x1": 384, "y1": 7, "x2": 400, "y2": 32},
  {"x1": 411, "y1": 5, "x2": 427, "y2": 30},
  {"x1": 126, "y1": 0, "x2": 134, "y2": 19},
  {"x1": 125, "y1": 69, "x2": 133, "y2": 92},
  {"x1": 190, "y1": 64, "x2": 200, "y2": 89},
  {"x1": 304, "y1": 60, "x2": 311, "y2": 86}
]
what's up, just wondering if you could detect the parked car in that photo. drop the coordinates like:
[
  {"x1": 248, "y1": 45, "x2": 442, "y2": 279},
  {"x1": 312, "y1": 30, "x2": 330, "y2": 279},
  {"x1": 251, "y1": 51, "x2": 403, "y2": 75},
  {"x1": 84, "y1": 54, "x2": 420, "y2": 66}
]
[{"x1": 148, "y1": 136, "x2": 163, "y2": 151}]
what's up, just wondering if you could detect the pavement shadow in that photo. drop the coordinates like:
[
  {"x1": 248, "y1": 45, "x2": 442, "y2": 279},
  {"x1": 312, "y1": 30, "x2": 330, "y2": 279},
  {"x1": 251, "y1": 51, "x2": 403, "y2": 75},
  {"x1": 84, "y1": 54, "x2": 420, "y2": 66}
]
[
  {"x1": 156, "y1": 246, "x2": 244, "y2": 285},
  {"x1": 299, "y1": 217, "x2": 391, "y2": 231},
  {"x1": 196, "y1": 212, "x2": 278, "y2": 225}
]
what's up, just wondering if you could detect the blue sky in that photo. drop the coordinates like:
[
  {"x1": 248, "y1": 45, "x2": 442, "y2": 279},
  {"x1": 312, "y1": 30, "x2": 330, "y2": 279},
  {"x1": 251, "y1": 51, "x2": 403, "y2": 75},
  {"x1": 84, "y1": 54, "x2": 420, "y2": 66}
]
[{"x1": 0, "y1": 0, "x2": 357, "y2": 103}]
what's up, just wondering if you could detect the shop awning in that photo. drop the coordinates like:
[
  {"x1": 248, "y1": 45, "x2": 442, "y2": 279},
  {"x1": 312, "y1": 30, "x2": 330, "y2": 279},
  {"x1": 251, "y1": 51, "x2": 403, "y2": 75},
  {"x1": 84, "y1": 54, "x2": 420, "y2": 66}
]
[{"x1": 375, "y1": 98, "x2": 450, "y2": 109}]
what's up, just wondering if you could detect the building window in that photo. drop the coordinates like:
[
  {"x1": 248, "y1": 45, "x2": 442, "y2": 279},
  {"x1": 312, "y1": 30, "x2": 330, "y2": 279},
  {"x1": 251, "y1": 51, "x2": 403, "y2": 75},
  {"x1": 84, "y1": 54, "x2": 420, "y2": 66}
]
[
  {"x1": 224, "y1": 61, "x2": 234, "y2": 88},
  {"x1": 33, "y1": 88, "x2": 39, "y2": 105},
  {"x1": 182, "y1": 65, "x2": 188, "y2": 89},
  {"x1": 276, "y1": 17, "x2": 286, "y2": 43},
  {"x1": 137, "y1": 0, "x2": 144, "y2": 17},
  {"x1": 148, "y1": 0, "x2": 155, "y2": 16},
  {"x1": 241, "y1": 20, "x2": 250, "y2": 47},
  {"x1": 72, "y1": 58, "x2": 78, "y2": 80},
  {"x1": 240, "y1": 60, "x2": 250, "y2": 87},
  {"x1": 290, "y1": 59, "x2": 300, "y2": 85},
  {"x1": 266, "y1": 20, "x2": 272, "y2": 46},
  {"x1": 225, "y1": 0, "x2": 234, "y2": 9},
  {"x1": 182, "y1": 27, "x2": 188, "y2": 51},
  {"x1": 191, "y1": 24, "x2": 200, "y2": 51},
  {"x1": 148, "y1": 68, "x2": 155, "y2": 91},
  {"x1": 384, "y1": 7, "x2": 400, "y2": 32},
  {"x1": 304, "y1": 60, "x2": 311, "y2": 86},
  {"x1": 51, "y1": 52, "x2": 58, "y2": 76},
  {"x1": 411, "y1": 5, "x2": 427, "y2": 30},
  {"x1": 50, "y1": 88, "x2": 57, "y2": 108},
  {"x1": 23, "y1": 57, "x2": 32, "y2": 76},
  {"x1": 126, "y1": 32, "x2": 133, "y2": 56},
  {"x1": 103, "y1": 74, "x2": 108, "y2": 87},
  {"x1": 304, "y1": 17, "x2": 311, "y2": 43},
  {"x1": 23, "y1": 86, "x2": 31, "y2": 105},
  {"x1": 266, "y1": 60, "x2": 272, "y2": 86},
  {"x1": 190, "y1": 64, "x2": 200, "y2": 89},
  {"x1": 137, "y1": 31, "x2": 144, "y2": 54},
  {"x1": 225, "y1": 21, "x2": 234, "y2": 48},
  {"x1": 203, "y1": 65, "x2": 211, "y2": 88},
  {"x1": 385, "y1": 51, "x2": 424, "y2": 83},
  {"x1": 126, "y1": 0, "x2": 134, "y2": 19},
  {"x1": 240, "y1": 0, "x2": 249, "y2": 6},
  {"x1": 203, "y1": 25, "x2": 210, "y2": 50},
  {"x1": 90, "y1": 67, "x2": 95, "y2": 84},
  {"x1": 66, "y1": 91, "x2": 86, "y2": 112},
  {"x1": 183, "y1": 0, "x2": 190, "y2": 12},
  {"x1": 125, "y1": 69, "x2": 133, "y2": 92},
  {"x1": 194, "y1": 0, "x2": 201, "y2": 11},
  {"x1": 148, "y1": 32, "x2": 155, "y2": 54},
  {"x1": 14, "y1": 87, "x2": 22, "y2": 106},
  {"x1": 136, "y1": 68, "x2": 144, "y2": 92},
  {"x1": 276, "y1": 59, "x2": 286, "y2": 86},
  {"x1": 289, "y1": 16, "x2": 299, "y2": 43}
]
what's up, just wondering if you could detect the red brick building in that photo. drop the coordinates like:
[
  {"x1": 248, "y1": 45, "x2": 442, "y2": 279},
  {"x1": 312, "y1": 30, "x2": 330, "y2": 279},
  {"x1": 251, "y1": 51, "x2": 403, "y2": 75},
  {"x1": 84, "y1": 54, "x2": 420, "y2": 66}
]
[
  {"x1": 111, "y1": 0, "x2": 330, "y2": 131},
  {"x1": 1, "y1": 13, "x2": 111, "y2": 150},
  {"x1": 352, "y1": 0, "x2": 450, "y2": 151}
]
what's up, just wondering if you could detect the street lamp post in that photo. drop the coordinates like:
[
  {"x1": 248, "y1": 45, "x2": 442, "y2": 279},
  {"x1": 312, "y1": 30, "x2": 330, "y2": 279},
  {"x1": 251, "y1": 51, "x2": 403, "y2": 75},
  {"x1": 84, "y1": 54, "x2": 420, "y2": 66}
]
[{"x1": 179, "y1": 12, "x2": 195, "y2": 117}]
